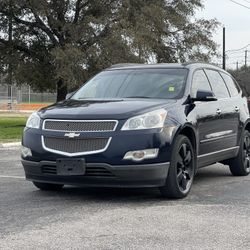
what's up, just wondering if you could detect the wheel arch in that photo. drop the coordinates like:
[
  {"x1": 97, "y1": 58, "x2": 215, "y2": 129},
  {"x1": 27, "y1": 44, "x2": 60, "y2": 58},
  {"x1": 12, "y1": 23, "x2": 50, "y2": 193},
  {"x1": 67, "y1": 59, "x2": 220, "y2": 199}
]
[
  {"x1": 172, "y1": 123, "x2": 198, "y2": 157},
  {"x1": 244, "y1": 119, "x2": 250, "y2": 134}
]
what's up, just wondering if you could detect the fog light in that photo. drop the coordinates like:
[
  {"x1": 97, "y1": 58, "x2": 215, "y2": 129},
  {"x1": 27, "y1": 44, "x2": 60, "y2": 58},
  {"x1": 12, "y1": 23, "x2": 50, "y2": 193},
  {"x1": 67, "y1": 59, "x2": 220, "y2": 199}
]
[
  {"x1": 21, "y1": 146, "x2": 32, "y2": 158},
  {"x1": 123, "y1": 149, "x2": 159, "y2": 162},
  {"x1": 133, "y1": 151, "x2": 145, "y2": 160}
]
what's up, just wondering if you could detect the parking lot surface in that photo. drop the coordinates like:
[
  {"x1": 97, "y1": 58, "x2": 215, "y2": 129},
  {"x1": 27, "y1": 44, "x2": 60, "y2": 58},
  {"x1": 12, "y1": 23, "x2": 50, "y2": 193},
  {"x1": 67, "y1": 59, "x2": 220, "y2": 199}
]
[{"x1": 1, "y1": 147, "x2": 250, "y2": 250}]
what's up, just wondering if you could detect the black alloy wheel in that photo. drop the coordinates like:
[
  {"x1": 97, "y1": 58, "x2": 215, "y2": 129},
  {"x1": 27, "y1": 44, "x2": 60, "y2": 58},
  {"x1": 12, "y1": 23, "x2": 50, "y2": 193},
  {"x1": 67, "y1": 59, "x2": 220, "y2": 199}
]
[
  {"x1": 229, "y1": 131, "x2": 250, "y2": 176},
  {"x1": 160, "y1": 135, "x2": 195, "y2": 199},
  {"x1": 242, "y1": 134, "x2": 250, "y2": 173},
  {"x1": 176, "y1": 143, "x2": 193, "y2": 192}
]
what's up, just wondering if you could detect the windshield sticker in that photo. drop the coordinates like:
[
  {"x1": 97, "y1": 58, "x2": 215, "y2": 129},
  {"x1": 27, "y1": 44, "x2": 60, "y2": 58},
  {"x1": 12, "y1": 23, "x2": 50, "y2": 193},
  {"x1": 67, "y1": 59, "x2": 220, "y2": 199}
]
[{"x1": 168, "y1": 86, "x2": 175, "y2": 92}]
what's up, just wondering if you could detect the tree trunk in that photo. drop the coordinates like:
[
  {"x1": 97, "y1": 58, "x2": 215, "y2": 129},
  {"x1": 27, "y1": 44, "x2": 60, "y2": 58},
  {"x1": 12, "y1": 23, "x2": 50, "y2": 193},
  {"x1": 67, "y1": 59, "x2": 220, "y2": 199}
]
[{"x1": 56, "y1": 79, "x2": 68, "y2": 102}]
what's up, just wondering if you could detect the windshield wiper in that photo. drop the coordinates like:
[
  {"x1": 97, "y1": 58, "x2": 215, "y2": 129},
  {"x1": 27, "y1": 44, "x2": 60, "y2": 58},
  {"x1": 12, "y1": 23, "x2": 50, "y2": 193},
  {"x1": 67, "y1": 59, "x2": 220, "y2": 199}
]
[
  {"x1": 124, "y1": 96, "x2": 151, "y2": 98},
  {"x1": 76, "y1": 96, "x2": 152, "y2": 100}
]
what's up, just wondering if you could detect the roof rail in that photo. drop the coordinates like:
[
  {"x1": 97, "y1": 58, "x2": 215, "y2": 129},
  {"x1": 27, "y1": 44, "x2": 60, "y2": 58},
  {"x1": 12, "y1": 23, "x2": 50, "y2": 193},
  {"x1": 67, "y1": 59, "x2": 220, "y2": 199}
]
[
  {"x1": 182, "y1": 61, "x2": 204, "y2": 66},
  {"x1": 108, "y1": 63, "x2": 142, "y2": 69},
  {"x1": 182, "y1": 61, "x2": 222, "y2": 68}
]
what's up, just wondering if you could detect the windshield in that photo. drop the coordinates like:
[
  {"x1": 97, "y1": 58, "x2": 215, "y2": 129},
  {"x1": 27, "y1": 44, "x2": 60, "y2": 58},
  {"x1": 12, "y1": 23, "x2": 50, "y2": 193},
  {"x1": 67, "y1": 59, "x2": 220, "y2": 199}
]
[{"x1": 71, "y1": 68, "x2": 188, "y2": 100}]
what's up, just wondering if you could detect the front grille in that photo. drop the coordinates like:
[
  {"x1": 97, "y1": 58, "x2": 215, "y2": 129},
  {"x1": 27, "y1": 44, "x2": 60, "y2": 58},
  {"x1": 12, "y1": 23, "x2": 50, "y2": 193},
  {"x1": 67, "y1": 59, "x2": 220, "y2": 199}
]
[
  {"x1": 41, "y1": 165, "x2": 115, "y2": 177},
  {"x1": 43, "y1": 136, "x2": 109, "y2": 155},
  {"x1": 43, "y1": 120, "x2": 117, "y2": 132}
]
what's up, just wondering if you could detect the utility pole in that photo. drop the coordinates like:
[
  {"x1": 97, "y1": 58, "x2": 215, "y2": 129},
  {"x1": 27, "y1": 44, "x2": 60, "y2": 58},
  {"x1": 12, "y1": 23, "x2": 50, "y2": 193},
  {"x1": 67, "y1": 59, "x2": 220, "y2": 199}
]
[
  {"x1": 222, "y1": 27, "x2": 226, "y2": 70},
  {"x1": 245, "y1": 50, "x2": 248, "y2": 71},
  {"x1": 8, "y1": 1, "x2": 13, "y2": 109},
  {"x1": 236, "y1": 61, "x2": 239, "y2": 71}
]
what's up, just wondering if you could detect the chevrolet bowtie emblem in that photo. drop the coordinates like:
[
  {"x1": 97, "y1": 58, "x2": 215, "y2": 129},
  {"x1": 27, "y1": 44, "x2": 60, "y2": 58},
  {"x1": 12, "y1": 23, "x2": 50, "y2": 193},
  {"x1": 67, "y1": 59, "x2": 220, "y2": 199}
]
[{"x1": 64, "y1": 132, "x2": 80, "y2": 138}]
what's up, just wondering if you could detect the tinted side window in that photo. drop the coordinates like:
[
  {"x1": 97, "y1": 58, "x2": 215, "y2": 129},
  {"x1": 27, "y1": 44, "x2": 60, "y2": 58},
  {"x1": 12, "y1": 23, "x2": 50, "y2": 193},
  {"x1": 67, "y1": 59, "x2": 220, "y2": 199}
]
[
  {"x1": 220, "y1": 72, "x2": 240, "y2": 97},
  {"x1": 191, "y1": 70, "x2": 212, "y2": 96},
  {"x1": 205, "y1": 70, "x2": 230, "y2": 99}
]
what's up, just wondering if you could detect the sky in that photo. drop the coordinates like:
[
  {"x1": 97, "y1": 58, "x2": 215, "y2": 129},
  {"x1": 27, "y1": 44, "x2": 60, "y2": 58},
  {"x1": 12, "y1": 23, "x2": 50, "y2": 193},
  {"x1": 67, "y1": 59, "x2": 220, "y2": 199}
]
[{"x1": 196, "y1": 0, "x2": 250, "y2": 69}]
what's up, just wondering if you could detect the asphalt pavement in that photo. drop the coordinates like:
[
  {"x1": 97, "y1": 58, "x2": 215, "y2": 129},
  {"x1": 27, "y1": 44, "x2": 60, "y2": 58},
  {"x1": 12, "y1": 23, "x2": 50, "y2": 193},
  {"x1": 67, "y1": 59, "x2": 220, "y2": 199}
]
[{"x1": 0, "y1": 147, "x2": 250, "y2": 250}]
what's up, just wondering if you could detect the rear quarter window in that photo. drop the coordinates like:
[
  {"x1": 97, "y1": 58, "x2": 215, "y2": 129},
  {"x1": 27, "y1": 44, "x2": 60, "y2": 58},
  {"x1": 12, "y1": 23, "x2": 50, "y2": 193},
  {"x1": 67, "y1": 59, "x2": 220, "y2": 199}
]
[
  {"x1": 204, "y1": 69, "x2": 230, "y2": 99},
  {"x1": 220, "y1": 72, "x2": 240, "y2": 97}
]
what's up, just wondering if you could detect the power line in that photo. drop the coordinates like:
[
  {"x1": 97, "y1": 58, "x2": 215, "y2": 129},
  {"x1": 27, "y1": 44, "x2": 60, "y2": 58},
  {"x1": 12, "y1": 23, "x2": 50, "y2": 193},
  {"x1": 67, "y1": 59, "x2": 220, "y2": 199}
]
[
  {"x1": 229, "y1": 0, "x2": 250, "y2": 9},
  {"x1": 226, "y1": 44, "x2": 250, "y2": 53},
  {"x1": 227, "y1": 52, "x2": 250, "y2": 58},
  {"x1": 227, "y1": 55, "x2": 246, "y2": 60},
  {"x1": 243, "y1": 0, "x2": 250, "y2": 4},
  {"x1": 226, "y1": 50, "x2": 250, "y2": 55}
]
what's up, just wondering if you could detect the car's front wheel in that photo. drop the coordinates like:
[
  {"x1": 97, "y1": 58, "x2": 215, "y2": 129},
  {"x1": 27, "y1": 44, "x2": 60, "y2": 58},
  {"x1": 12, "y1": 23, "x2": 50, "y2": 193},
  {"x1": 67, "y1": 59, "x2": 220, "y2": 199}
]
[
  {"x1": 33, "y1": 182, "x2": 64, "y2": 191},
  {"x1": 159, "y1": 135, "x2": 195, "y2": 199},
  {"x1": 228, "y1": 130, "x2": 250, "y2": 176}
]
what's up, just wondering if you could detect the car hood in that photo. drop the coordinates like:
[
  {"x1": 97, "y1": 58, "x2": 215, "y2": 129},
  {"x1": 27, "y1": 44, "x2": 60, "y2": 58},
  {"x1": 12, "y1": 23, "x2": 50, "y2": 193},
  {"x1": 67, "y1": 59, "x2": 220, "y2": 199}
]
[{"x1": 38, "y1": 99, "x2": 177, "y2": 120}]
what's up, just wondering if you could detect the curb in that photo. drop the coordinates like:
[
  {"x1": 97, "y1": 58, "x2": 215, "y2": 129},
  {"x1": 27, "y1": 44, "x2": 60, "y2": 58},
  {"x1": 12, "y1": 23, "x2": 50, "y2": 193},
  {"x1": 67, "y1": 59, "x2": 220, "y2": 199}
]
[{"x1": 0, "y1": 142, "x2": 21, "y2": 148}]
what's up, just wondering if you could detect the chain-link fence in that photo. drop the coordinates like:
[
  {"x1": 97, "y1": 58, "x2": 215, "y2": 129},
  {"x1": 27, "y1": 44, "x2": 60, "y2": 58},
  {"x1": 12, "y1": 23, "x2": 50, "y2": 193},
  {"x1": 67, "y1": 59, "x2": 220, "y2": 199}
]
[{"x1": 0, "y1": 84, "x2": 56, "y2": 111}]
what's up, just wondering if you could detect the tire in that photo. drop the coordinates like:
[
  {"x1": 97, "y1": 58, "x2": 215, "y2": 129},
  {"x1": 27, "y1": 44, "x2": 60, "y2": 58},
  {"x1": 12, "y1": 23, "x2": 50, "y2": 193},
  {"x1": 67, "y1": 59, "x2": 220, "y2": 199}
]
[
  {"x1": 228, "y1": 130, "x2": 250, "y2": 176},
  {"x1": 159, "y1": 135, "x2": 195, "y2": 199},
  {"x1": 33, "y1": 182, "x2": 64, "y2": 191}
]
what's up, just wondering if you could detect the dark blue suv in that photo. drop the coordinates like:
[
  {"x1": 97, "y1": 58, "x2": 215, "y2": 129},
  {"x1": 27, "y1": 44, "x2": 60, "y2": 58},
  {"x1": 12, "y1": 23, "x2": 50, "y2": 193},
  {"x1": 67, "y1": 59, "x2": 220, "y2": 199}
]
[{"x1": 21, "y1": 63, "x2": 250, "y2": 198}]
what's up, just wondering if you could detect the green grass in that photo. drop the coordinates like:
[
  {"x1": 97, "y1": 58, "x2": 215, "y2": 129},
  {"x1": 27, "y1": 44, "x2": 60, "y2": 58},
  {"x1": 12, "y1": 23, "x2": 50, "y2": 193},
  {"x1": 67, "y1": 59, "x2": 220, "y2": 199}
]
[{"x1": 0, "y1": 117, "x2": 27, "y2": 143}]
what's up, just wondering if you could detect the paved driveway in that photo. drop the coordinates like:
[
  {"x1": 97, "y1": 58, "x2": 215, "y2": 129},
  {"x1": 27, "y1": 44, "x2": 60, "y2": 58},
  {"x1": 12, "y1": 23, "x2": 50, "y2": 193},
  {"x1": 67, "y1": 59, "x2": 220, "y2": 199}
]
[{"x1": 0, "y1": 147, "x2": 250, "y2": 250}]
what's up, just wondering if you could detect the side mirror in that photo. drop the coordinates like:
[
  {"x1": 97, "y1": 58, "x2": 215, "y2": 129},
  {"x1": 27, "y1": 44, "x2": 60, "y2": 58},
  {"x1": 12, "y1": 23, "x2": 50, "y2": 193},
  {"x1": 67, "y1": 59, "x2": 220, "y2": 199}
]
[
  {"x1": 192, "y1": 89, "x2": 217, "y2": 102},
  {"x1": 65, "y1": 91, "x2": 76, "y2": 100}
]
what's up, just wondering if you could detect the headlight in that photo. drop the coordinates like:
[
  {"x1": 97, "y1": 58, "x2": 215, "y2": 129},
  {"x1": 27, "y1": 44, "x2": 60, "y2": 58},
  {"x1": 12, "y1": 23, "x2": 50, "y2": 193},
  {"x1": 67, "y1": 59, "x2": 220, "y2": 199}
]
[
  {"x1": 26, "y1": 112, "x2": 41, "y2": 129},
  {"x1": 121, "y1": 109, "x2": 167, "y2": 130}
]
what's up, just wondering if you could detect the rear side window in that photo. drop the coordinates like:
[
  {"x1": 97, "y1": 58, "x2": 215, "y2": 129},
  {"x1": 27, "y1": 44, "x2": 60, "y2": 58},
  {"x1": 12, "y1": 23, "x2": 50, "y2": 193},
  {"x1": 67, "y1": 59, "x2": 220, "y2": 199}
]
[
  {"x1": 205, "y1": 70, "x2": 230, "y2": 99},
  {"x1": 191, "y1": 70, "x2": 212, "y2": 96},
  {"x1": 220, "y1": 72, "x2": 240, "y2": 97}
]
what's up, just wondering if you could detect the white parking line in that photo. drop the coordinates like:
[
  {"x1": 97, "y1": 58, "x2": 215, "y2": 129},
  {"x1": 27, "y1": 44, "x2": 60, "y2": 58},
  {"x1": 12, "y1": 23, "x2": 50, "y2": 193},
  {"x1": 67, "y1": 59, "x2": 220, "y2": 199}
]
[{"x1": 0, "y1": 175, "x2": 25, "y2": 179}]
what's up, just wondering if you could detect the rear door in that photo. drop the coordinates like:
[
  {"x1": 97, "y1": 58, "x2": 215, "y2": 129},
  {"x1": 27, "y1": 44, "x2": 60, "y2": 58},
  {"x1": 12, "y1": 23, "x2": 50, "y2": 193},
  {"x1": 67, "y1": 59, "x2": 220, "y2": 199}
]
[
  {"x1": 220, "y1": 72, "x2": 243, "y2": 144},
  {"x1": 190, "y1": 69, "x2": 226, "y2": 157},
  {"x1": 204, "y1": 69, "x2": 238, "y2": 150}
]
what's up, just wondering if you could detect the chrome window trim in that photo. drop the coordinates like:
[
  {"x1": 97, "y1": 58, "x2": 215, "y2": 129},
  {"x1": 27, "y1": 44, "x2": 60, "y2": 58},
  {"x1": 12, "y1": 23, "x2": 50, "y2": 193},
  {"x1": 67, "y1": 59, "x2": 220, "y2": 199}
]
[
  {"x1": 42, "y1": 119, "x2": 118, "y2": 132},
  {"x1": 41, "y1": 136, "x2": 112, "y2": 157}
]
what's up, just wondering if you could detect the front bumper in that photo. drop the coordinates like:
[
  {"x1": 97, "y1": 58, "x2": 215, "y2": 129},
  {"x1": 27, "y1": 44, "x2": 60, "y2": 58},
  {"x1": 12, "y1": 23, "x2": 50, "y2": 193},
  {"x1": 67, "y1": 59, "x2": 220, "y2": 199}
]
[
  {"x1": 22, "y1": 125, "x2": 173, "y2": 165},
  {"x1": 22, "y1": 160, "x2": 170, "y2": 188}
]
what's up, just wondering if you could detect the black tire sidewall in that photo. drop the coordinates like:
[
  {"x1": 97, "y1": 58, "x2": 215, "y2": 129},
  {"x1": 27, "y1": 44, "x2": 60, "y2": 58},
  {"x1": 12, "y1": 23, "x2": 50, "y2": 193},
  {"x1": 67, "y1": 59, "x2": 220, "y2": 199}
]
[
  {"x1": 162, "y1": 135, "x2": 195, "y2": 198},
  {"x1": 229, "y1": 130, "x2": 250, "y2": 176},
  {"x1": 239, "y1": 131, "x2": 250, "y2": 174}
]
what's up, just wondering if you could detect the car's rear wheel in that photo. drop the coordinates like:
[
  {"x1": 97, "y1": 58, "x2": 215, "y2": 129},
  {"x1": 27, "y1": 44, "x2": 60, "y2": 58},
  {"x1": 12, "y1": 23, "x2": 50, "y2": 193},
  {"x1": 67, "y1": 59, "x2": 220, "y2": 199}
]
[
  {"x1": 228, "y1": 131, "x2": 250, "y2": 176},
  {"x1": 159, "y1": 135, "x2": 195, "y2": 199},
  {"x1": 33, "y1": 182, "x2": 64, "y2": 191}
]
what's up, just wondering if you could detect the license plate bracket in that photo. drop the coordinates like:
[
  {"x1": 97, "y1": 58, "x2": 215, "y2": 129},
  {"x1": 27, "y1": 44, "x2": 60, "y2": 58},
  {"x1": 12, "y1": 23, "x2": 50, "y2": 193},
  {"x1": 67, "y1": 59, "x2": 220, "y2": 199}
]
[{"x1": 56, "y1": 158, "x2": 86, "y2": 176}]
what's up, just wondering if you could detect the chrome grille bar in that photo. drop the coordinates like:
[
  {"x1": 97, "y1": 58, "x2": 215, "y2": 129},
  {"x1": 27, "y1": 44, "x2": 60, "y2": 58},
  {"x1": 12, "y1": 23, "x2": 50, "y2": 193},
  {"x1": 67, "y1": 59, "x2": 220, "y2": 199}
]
[
  {"x1": 43, "y1": 119, "x2": 118, "y2": 132},
  {"x1": 42, "y1": 136, "x2": 111, "y2": 156}
]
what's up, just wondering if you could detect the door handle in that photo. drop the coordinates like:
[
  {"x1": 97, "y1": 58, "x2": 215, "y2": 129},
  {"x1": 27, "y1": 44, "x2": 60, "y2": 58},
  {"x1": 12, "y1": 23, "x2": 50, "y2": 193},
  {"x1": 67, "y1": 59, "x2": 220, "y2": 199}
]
[
  {"x1": 216, "y1": 109, "x2": 222, "y2": 115},
  {"x1": 235, "y1": 106, "x2": 240, "y2": 112}
]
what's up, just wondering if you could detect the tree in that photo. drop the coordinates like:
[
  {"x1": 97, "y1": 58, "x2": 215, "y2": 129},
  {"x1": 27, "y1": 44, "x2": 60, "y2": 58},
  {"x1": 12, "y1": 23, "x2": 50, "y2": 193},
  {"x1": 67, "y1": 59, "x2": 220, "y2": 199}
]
[
  {"x1": 0, "y1": 0, "x2": 219, "y2": 101},
  {"x1": 229, "y1": 67, "x2": 250, "y2": 97}
]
